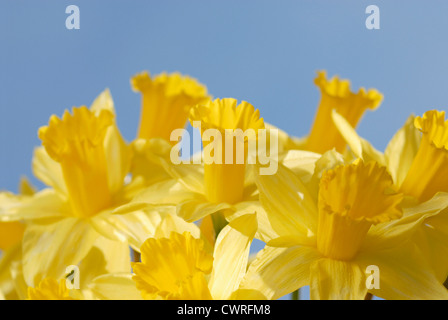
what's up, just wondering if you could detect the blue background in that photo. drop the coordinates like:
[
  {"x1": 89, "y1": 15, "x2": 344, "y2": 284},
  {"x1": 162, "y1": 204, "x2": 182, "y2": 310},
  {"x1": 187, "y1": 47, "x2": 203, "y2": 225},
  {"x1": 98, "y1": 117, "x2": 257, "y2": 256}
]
[{"x1": 1, "y1": 0, "x2": 447, "y2": 299}]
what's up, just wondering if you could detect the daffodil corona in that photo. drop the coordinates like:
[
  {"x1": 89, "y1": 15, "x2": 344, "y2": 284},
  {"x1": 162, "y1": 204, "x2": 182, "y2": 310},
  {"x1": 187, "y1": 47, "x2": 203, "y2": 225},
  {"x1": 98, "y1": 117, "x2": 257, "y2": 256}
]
[
  {"x1": 306, "y1": 71, "x2": 383, "y2": 154},
  {"x1": 400, "y1": 110, "x2": 448, "y2": 202},
  {"x1": 317, "y1": 161, "x2": 403, "y2": 261},
  {"x1": 190, "y1": 98, "x2": 265, "y2": 205},
  {"x1": 132, "y1": 71, "x2": 210, "y2": 142},
  {"x1": 38, "y1": 107, "x2": 114, "y2": 218}
]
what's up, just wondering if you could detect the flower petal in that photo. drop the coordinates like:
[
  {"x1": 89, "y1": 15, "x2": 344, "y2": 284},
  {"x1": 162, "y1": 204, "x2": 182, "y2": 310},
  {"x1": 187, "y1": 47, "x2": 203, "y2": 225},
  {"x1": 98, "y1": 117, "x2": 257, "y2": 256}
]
[
  {"x1": 384, "y1": 114, "x2": 421, "y2": 187},
  {"x1": 0, "y1": 189, "x2": 68, "y2": 222},
  {"x1": 32, "y1": 147, "x2": 67, "y2": 195},
  {"x1": 332, "y1": 109, "x2": 385, "y2": 165},
  {"x1": 255, "y1": 162, "x2": 318, "y2": 238},
  {"x1": 22, "y1": 218, "x2": 98, "y2": 286},
  {"x1": 239, "y1": 245, "x2": 320, "y2": 300},
  {"x1": 309, "y1": 258, "x2": 367, "y2": 300},
  {"x1": 209, "y1": 213, "x2": 257, "y2": 300},
  {"x1": 364, "y1": 192, "x2": 448, "y2": 252},
  {"x1": 356, "y1": 243, "x2": 448, "y2": 300},
  {"x1": 89, "y1": 273, "x2": 143, "y2": 300}
]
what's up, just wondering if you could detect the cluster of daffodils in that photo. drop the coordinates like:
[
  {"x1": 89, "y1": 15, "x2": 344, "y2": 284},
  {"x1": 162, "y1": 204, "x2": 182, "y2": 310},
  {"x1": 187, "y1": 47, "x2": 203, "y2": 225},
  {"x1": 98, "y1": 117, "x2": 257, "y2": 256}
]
[{"x1": 1, "y1": 70, "x2": 448, "y2": 300}]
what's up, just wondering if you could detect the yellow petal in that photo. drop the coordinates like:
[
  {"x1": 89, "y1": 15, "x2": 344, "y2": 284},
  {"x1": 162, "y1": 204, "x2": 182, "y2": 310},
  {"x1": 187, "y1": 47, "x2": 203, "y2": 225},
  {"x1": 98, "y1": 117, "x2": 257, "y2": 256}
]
[
  {"x1": 412, "y1": 208, "x2": 448, "y2": 283},
  {"x1": 171, "y1": 272, "x2": 213, "y2": 300},
  {"x1": 133, "y1": 138, "x2": 204, "y2": 194},
  {"x1": 364, "y1": 192, "x2": 448, "y2": 252},
  {"x1": 209, "y1": 213, "x2": 257, "y2": 300},
  {"x1": 255, "y1": 162, "x2": 318, "y2": 238},
  {"x1": 89, "y1": 273, "x2": 143, "y2": 300},
  {"x1": 306, "y1": 70, "x2": 383, "y2": 154},
  {"x1": 38, "y1": 106, "x2": 115, "y2": 218},
  {"x1": 9, "y1": 258, "x2": 28, "y2": 300},
  {"x1": 309, "y1": 258, "x2": 366, "y2": 300},
  {"x1": 400, "y1": 110, "x2": 448, "y2": 202},
  {"x1": 384, "y1": 114, "x2": 421, "y2": 187},
  {"x1": 230, "y1": 201, "x2": 284, "y2": 244},
  {"x1": 190, "y1": 98, "x2": 265, "y2": 204},
  {"x1": 27, "y1": 278, "x2": 74, "y2": 300},
  {"x1": 132, "y1": 232, "x2": 213, "y2": 300},
  {"x1": 0, "y1": 244, "x2": 22, "y2": 299},
  {"x1": 332, "y1": 109, "x2": 385, "y2": 165},
  {"x1": 90, "y1": 209, "x2": 169, "y2": 250},
  {"x1": 0, "y1": 222, "x2": 24, "y2": 250},
  {"x1": 132, "y1": 71, "x2": 210, "y2": 142},
  {"x1": 90, "y1": 88, "x2": 116, "y2": 116},
  {"x1": 22, "y1": 218, "x2": 98, "y2": 286},
  {"x1": 0, "y1": 189, "x2": 68, "y2": 222},
  {"x1": 239, "y1": 245, "x2": 320, "y2": 300},
  {"x1": 32, "y1": 147, "x2": 67, "y2": 196},
  {"x1": 79, "y1": 235, "x2": 131, "y2": 289},
  {"x1": 356, "y1": 243, "x2": 448, "y2": 300},
  {"x1": 131, "y1": 138, "x2": 176, "y2": 188},
  {"x1": 153, "y1": 213, "x2": 201, "y2": 240},
  {"x1": 317, "y1": 160, "x2": 403, "y2": 260},
  {"x1": 19, "y1": 176, "x2": 36, "y2": 196}
]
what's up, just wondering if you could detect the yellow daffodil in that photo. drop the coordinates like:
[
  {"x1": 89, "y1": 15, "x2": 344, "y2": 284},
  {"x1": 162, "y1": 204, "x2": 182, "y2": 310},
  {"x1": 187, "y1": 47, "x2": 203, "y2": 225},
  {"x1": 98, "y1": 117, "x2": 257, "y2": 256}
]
[
  {"x1": 333, "y1": 109, "x2": 448, "y2": 201},
  {"x1": 333, "y1": 108, "x2": 448, "y2": 284},
  {"x1": 0, "y1": 90, "x2": 146, "y2": 286},
  {"x1": 117, "y1": 98, "x2": 266, "y2": 242},
  {"x1": 238, "y1": 157, "x2": 448, "y2": 300},
  {"x1": 267, "y1": 71, "x2": 383, "y2": 156},
  {"x1": 130, "y1": 71, "x2": 211, "y2": 187},
  {"x1": 132, "y1": 71, "x2": 210, "y2": 142},
  {"x1": 27, "y1": 278, "x2": 75, "y2": 300},
  {"x1": 0, "y1": 177, "x2": 35, "y2": 299},
  {"x1": 91, "y1": 213, "x2": 258, "y2": 300}
]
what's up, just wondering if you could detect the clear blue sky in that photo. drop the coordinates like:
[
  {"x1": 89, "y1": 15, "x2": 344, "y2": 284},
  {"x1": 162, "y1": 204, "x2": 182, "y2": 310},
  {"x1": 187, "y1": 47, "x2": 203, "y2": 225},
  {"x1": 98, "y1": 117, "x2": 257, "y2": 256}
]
[{"x1": 2, "y1": 0, "x2": 448, "y2": 191}]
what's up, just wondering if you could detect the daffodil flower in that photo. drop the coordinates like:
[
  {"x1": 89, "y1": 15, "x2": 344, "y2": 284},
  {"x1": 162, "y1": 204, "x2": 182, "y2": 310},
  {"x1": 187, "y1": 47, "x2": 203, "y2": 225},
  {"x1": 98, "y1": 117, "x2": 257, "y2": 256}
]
[
  {"x1": 132, "y1": 71, "x2": 210, "y2": 142},
  {"x1": 0, "y1": 90, "x2": 151, "y2": 286},
  {"x1": 268, "y1": 71, "x2": 383, "y2": 155},
  {"x1": 130, "y1": 71, "x2": 211, "y2": 186},
  {"x1": 27, "y1": 278, "x2": 75, "y2": 300},
  {"x1": 333, "y1": 108, "x2": 448, "y2": 284},
  {"x1": 0, "y1": 177, "x2": 35, "y2": 299},
  {"x1": 117, "y1": 98, "x2": 266, "y2": 242},
  {"x1": 238, "y1": 158, "x2": 448, "y2": 300},
  {"x1": 89, "y1": 214, "x2": 258, "y2": 300}
]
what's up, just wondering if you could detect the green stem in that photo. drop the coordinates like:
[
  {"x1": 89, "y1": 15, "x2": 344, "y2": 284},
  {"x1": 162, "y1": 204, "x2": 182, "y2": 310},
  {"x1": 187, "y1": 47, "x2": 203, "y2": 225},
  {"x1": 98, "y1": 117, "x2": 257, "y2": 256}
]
[
  {"x1": 211, "y1": 211, "x2": 228, "y2": 238},
  {"x1": 291, "y1": 289, "x2": 300, "y2": 300}
]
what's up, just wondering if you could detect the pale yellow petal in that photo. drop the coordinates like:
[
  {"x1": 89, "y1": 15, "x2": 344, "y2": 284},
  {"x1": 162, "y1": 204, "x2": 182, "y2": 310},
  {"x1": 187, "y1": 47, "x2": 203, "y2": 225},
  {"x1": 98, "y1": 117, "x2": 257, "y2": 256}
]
[
  {"x1": 356, "y1": 243, "x2": 448, "y2": 300},
  {"x1": 209, "y1": 213, "x2": 257, "y2": 300},
  {"x1": 9, "y1": 259, "x2": 28, "y2": 300},
  {"x1": 90, "y1": 88, "x2": 115, "y2": 115},
  {"x1": 239, "y1": 245, "x2": 320, "y2": 300},
  {"x1": 153, "y1": 213, "x2": 201, "y2": 240},
  {"x1": 364, "y1": 192, "x2": 448, "y2": 252},
  {"x1": 79, "y1": 236, "x2": 131, "y2": 289},
  {"x1": 254, "y1": 162, "x2": 318, "y2": 238},
  {"x1": 0, "y1": 189, "x2": 68, "y2": 222},
  {"x1": 22, "y1": 218, "x2": 98, "y2": 286},
  {"x1": 332, "y1": 109, "x2": 385, "y2": 165},
  {"x1": 384, "y1": 114, "x2": 421, "y2": 187},
  {"x1": 32, "y1": 147, "x2": 67, "y2": 196},
  {"x1": 90, "y1": 209, "x2": 169, "y2": 250},
  {"x1": 104, "y1": 125, "x2": 132, "y2": 195},
  {"x1": 89, "y1": 273, "x2": 143, "y2": 300},
  {"x1": 309, "y1": 258, "x2": 367, "y2": 300},
  {"x1": 133, "y1": 138, "x2": 205, "y2": 195},
  {"x1": 0, "y1": 244, "x2": 21, "y2": 299}
]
